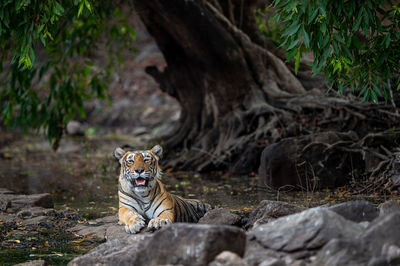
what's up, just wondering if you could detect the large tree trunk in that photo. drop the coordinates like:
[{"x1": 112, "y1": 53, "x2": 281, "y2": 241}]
[
  {"x1": 132, "y1": 0, "x2": 400, "y2": 187},
  {"x1": 134, "y1": 0, "x2": 305, "y2": 169}
]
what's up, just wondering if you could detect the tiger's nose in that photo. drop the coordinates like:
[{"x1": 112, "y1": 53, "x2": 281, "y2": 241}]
[{"x1": 135, "y1": 168, "x2": 144, "y2": 174}]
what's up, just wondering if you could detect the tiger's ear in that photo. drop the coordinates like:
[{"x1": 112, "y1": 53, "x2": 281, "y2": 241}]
[
  {"x1": 151, "y1": 145, "x2": 163, "y2": 160},
  {"x1": 114, "y1": 147, "x2": 126, "y2": 164}
]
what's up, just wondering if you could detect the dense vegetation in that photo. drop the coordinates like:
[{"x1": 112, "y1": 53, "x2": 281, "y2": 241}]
[
  {"x1": 0, "y1": 0, "x2": 399, "y2": 169},
  {"x1": 0, "y1": 0, "x2": 135, "y2": 148},
  {"x1": 267, "y1": 0, "x2": 400, "y2": 102}
]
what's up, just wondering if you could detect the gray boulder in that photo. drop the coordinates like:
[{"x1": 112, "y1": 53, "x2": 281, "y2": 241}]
[
  {"x1": 258, "y1": 132, "x2": 361, "y2": 189},
  {"x1": 245, "y1": 200, "x2": 306, "y2": 229},
  {"x1": 247, "y1": 208, "x2": 363, "y2": 253},
  {"x1": 199, "y1": 208, "x2": 241, "y2": 226},
  {"x1": 378, "y1": 200, "x2": 400, "y2": 217},
  {"x1": 312, "y1": 239, "x2": 371, "y2": 266},
  {"x1": 327, "y1": 200, "x2": 378, "y2": 222},
  {"x1": 313, "y1": 212, "x2": 400, "y2": 265},
  {"x1": 70, "y1": 223, "x2": 246, "y2": 266},
  {"x1": 134, "y1": 223, "x2": 246, "y2": 266},
  {"x1": 363, "y1": 212, "x2": 400, "y2": 255},
  {"x1": 68, "y1": 234, "x2": 152, "y2": 266}
]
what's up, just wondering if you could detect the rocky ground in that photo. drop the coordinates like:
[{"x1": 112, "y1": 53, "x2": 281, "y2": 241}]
[{"x1": 3, "y1": 187, "x2": 400, "y2": 265}]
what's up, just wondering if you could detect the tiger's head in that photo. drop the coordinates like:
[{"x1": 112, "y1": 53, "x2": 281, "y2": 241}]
[{"x1": 114, "y1": 145, "x2": 163, "y2": 194}]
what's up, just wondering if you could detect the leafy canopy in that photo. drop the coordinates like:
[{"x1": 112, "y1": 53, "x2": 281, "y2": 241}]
[
  {"x1": 0, "y1": 0, "x2": 135, "y2": 148},
  {"x1": 262, "y1": 0, "x2": 400, "y2": 102}
]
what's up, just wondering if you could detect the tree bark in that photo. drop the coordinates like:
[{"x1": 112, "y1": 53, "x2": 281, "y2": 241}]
[{"x1": 132, "y1": 0, "x2": 400, "y2": 186}]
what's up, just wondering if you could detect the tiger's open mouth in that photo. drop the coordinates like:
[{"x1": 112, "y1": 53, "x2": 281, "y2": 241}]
[{"x1": 134, "y1": 177, "x2": 148, "y2": 187}]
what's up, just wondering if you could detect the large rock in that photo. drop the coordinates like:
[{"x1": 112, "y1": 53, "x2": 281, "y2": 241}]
[
  {"x1": 247, "y1": 208, "x2": 363, "y2": 253},
  {"x1": 68, "y1": 234, "x2": 153, "y2": 266},
  {"x1": 312, "y1": 239, "x2": 371, "y2": 266},
  {"x1": 134, "y1": 223, "x2": 246, "y2": 266},
  {"x1": 258, "y1": 131, "x2": 362, "y2": 189},
  {"x1": 327, "y1": 200, "x2": 378, "y2": 222},
  {"x1": 70, "y1": 223, "x2": 246, "y2": 266},
  {"x1": 362, "y1": 212, "x2": 400, "y2": 255},
  {"x1": 312, "y1": 212, "x2": 400, "y2": 265},
  {"x1": 198, "y1": 208, "x2": 241, "y2": 226},
  {"x1": 245, "y1": 200, "x2": 306, "y2": 229}
]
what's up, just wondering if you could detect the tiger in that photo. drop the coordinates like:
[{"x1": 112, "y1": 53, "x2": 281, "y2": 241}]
[{"x1": 114, "y1": 144, "x2": 211, "y2": 234}]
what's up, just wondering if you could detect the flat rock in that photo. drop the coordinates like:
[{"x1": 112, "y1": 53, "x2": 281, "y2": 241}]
[
  {"x1": 68, "y1": 215, "x2": 123, "y2": 241},
  {"x1": 327, "y1": 200, "x2": 378, "y2": 222},
  {"x1": 2, "y1": 193, "x2": 53, "y2": 209},
  {"x1": 69, "y1": 223, "x2": 111, "y2": 240},
  {"x1": 198, "y1": 208, "x2": 241, "y2": 226},
  {"x1": 248, "y1": 208, "x2": 363, "y2": 253},
  {"x1": 17, "y1": 207, "x2": 57, "y2": 219},
  {"x1": 0, "y1": 213, "x2": 18, "y2": 223},
  {"x1": 0, "y1": 188, "x2": 14, "y2": 194},
  {"x1": 246, "y1": 200, "x2": 306, "y2": 229},
  {"x1": 21, "y1": 216, "x2": 53, "y2": 226}
]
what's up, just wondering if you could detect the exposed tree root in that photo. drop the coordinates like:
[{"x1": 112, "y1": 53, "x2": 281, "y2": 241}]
[{"x1": 132, "y1": 0, "x2": 400, "y2": 191}]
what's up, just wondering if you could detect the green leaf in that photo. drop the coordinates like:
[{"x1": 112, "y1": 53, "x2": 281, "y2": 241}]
[
  {"x1": 320, "y1": 22, "x2": 327, "y2": 33},
  {"x1": 77, "y1": 2, "x2": 84, "y2": 17},
  {"x1": 283, "y1": 23, "x2": 301, "y2": 37},
  {"x1": 303, "y1": 31, "x2": 310, "y2": 47},
  {"x1": 295, "y1": 48, "x2": 301, "y2": 74},
  {"x1": 287, "y1": 38, "x2": 299, "y2": 50}
]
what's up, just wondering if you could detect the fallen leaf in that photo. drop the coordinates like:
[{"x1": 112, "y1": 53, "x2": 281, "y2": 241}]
[{"x1": 70, "y1": 239, "x2": 85, "y2": 244}]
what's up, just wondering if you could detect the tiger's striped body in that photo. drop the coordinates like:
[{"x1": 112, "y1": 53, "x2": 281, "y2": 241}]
[{"x1": 114, "y1": 145, "x2": 210, "y2": 234}]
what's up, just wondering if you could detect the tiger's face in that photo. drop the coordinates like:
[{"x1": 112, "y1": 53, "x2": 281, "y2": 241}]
[{"x1": 114, "y1": 145, "x2": 163, "y2": 194}]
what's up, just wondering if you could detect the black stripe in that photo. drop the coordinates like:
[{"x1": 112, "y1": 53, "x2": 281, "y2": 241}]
[
  {"x1": 144, "y1": 182, "x2": 160, "y2": 211},
  {"x1": 157, "y1": 207, "x2": 173, "y2": 216},
  {"x1": 119, "y1": 185, "x2": 145, "y2": 206},
  {"x1": 152, "y1": 196, "x2": 167, "y2": 216},
  {"x1": 120, "y1": 200, "x2": 139, "y2": 213},
  {"x1": 177, "y1": 198, "x2": 187, "y2": 222}
]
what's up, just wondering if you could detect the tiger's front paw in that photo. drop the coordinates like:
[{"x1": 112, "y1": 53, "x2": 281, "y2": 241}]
[
  {"x1": 147, "y1": 217, "x2": 170, "y2": 230},
  {"x1": 125, "y1": 217, "x2": 146, "y2": 234}
]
